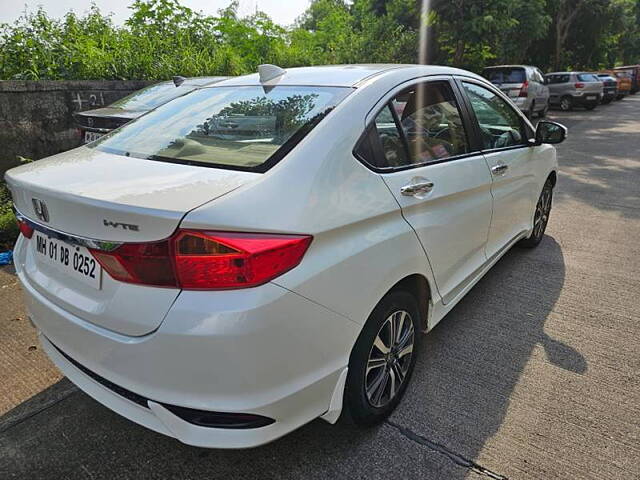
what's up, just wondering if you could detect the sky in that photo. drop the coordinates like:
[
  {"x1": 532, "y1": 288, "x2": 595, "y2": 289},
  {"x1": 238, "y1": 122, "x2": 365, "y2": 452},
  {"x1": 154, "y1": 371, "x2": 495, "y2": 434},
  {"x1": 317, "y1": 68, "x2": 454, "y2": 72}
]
[{"x1": 0, "y1": 0, "x2": 311, "y2": 27}]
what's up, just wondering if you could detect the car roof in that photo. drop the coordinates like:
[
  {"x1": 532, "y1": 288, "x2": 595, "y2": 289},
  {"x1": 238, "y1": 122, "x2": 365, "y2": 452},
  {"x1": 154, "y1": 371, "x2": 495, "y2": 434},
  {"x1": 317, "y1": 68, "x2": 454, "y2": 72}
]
[
  {"x1": 152, "y1": 76, "x2": 230, "y2": 88},
  {"x1": 546, "y1": 71, "x2": 594, "y2": 75},
  {"x1": 482, "y1": 65, "x2": 532, "y2": 69},
  {"x1": 183, "y1": 76, "x2": 230, "y2": 86},
  {"x1": 207, "y1": 64, "x2": 482, "y2": 88}
]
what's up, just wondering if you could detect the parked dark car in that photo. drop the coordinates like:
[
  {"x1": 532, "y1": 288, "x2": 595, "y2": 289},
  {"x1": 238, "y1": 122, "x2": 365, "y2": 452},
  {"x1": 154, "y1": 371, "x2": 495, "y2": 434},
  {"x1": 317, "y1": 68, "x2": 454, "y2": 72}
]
[
  {"x1": 74, "y1": 76, "x2": 229, "y2": 144},
  {"x1": 601, "y1": 70, "x2": 631, "y2": 99},
  {"x1": 596, "y1": 73, "x2": 618, "y2": 104}
]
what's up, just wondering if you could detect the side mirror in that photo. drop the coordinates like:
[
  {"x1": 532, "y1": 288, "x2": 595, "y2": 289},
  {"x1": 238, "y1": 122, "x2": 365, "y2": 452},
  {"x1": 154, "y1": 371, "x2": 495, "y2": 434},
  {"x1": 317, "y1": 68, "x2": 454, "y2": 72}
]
[{"x1": 534, "y1": 121, "x2": 567, "y2": 145}]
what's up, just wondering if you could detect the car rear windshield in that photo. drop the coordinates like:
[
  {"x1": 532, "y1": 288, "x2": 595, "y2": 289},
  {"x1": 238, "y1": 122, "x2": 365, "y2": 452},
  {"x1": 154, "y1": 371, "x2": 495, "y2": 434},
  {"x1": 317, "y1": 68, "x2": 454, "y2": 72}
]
[
  {"x1": 482, "y1": 68, "x2": 526, "y2": 84},
  {"x1": 93, "y1": 86, "x2": 351, "y2": 172},
  {"x1": 110, "y1": 82, "x2": 198, "y2": 111},
  {"x1": 577, "y1": 74, "x2": 599, "y2": 82}
]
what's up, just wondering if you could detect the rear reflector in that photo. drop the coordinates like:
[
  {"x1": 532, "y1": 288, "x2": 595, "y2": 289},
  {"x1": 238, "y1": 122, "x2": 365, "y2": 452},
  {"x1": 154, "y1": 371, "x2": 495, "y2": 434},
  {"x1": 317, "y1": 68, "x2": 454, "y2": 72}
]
[
  {"x1": 90, "y1": 230, "x2": 312, "y2": 290},
  {"x1": 162, "y1": 404, "x2": 275, "y2": 429},
  {"x1": 17, "y1": 219, "x2": 34, "y2": 239}
]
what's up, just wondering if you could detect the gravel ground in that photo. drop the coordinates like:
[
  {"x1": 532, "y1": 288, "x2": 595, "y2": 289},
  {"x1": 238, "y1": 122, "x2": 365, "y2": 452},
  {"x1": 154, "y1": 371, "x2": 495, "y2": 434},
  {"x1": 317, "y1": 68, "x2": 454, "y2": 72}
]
[{"x1": 1, "y1": 95, "x2": 639, "y2": 479}]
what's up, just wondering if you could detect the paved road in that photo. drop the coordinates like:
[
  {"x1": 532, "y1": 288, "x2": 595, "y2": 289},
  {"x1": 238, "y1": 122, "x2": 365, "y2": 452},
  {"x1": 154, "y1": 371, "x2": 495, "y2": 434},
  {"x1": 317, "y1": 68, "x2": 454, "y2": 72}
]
[{"x1": 1, "y1": 97, "x2": 639, "y2": 479}]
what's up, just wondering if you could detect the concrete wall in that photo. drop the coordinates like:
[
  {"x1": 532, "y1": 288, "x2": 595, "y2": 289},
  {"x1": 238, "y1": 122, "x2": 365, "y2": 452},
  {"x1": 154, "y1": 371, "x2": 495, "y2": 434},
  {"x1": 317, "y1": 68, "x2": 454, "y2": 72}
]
[{"x1": 0, "y1": 80, "x2": 153, "y2": 176}]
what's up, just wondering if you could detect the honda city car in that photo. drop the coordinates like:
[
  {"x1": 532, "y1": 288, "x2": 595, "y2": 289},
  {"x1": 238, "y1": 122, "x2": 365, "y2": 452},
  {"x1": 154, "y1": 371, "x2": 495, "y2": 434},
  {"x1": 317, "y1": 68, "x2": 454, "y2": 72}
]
[{"x1": 6, "y1": 64, "x2": 565, "y2": 448}]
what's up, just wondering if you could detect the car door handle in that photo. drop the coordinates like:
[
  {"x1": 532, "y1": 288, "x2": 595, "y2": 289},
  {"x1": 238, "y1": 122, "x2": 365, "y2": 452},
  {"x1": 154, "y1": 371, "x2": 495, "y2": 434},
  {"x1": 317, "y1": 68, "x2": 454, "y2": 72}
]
[
  {"x1": 491, "y1": 164, "x2": 509, "y2": 175},
  {"x1": 400, "y1": 181, "x2": 434, "y2": 196}
]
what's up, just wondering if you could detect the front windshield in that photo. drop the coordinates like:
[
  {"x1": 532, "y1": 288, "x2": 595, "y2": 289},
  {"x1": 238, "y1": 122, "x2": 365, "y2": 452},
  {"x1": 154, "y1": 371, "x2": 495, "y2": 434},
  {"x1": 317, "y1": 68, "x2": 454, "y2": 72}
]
[
  {"x1": 110, "y1": 82, "x2": 197, "y2": 111},
  {"x1": 93, "y1": 86, "x2": 351, "y2": 171}
]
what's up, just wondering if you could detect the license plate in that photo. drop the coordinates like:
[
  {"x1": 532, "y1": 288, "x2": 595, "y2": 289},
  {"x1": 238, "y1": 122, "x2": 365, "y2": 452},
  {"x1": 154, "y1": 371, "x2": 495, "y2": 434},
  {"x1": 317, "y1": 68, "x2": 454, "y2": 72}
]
[
  {"x1": 33, "y1": 232, "x2": 102, "y2": 289},
  {"x1": 586, "y1": 95, "x2": 596, "y2": 101},
  {"x1": 84, "y1": 131, "x2": 104, "y2": 143}
]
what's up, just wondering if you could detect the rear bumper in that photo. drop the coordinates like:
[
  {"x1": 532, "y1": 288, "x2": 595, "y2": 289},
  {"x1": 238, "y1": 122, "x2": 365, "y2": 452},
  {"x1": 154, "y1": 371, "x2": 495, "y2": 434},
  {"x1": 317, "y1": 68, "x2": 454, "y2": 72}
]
[
  {"x1": 18, "y1": 258, "x2": 359, "y2": 448},
  {"x1": 511, "y1": 97, "x2": 531, "y2": 111},
  {"x1": 549, "y1": 93, "x2": 601, "y2": 105},
  {"x1": 572, "y1": 93, "x2": 601, "y2": 105}
]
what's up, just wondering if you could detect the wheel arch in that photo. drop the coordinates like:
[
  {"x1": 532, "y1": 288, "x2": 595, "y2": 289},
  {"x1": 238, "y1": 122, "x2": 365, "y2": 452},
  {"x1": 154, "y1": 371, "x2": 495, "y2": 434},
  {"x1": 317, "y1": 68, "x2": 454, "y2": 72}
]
[{"x1": 386, "y1": 273, "x2": 432, "y2": 332}]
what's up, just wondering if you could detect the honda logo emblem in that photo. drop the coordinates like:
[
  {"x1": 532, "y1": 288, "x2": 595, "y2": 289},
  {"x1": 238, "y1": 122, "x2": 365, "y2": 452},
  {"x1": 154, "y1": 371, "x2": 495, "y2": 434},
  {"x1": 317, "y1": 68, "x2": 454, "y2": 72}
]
[{"x1": 32, "y1": 198, "x2": 50, "y2": 223}]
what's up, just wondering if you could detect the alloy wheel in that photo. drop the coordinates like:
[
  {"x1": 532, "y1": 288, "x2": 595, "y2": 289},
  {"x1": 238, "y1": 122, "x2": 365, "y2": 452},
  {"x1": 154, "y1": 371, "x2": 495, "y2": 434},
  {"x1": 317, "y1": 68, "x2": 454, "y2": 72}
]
[
  {"x1": 365, "y1": 310, "x2": 415, "y2": 408},
  {"x1": 533, "y1": 186, "x2": 552, "y2": 240},
  {"x1": 560, "y1": 98, "x2": 572, "y2": 111}
]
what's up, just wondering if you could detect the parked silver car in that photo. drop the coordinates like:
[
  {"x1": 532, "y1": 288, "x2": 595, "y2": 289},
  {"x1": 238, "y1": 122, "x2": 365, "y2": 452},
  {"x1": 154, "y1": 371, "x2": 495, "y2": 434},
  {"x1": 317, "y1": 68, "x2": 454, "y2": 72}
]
[
  {"x1": 545, "y1": 72, "x2": 604, "y2": 111},
  {"x1": 481, "y1": 65, "x2": 550, "y2": 118}
]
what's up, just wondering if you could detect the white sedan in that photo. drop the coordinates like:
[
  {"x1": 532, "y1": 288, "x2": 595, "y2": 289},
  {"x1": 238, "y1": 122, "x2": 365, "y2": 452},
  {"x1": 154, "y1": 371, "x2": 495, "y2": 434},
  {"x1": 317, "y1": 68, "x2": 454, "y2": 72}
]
[{"x1": 6, "y1": 64, "x2": 566, "y2": 448}]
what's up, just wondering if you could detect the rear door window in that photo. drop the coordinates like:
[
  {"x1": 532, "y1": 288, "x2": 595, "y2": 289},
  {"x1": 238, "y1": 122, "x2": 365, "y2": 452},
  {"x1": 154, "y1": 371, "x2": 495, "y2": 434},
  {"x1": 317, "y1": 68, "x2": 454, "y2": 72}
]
[
  {"x1": 374, "y1": 105, "x2": 409, "y2": 167},
  {"x1": 94, "y1": 86, "x2": 351, "y2": 172},
  {"x1": 364, "y1": 81, "x2": 470, "y2": 169}
]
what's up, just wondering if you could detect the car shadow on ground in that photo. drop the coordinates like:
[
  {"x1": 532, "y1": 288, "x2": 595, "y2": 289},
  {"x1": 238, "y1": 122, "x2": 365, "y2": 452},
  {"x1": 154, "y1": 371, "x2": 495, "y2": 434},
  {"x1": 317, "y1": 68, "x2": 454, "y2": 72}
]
[
  {"x1": 0, "y1": 235, "x2": 585, "y2": 479},
  {"x1": 389, "y1": 235, "x2": 585, "y2": 476}
]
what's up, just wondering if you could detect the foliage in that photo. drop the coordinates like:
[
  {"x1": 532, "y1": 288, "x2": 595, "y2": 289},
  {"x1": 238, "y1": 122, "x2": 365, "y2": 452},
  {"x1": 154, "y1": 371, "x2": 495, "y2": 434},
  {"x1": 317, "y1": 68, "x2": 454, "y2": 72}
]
[
  {"x1": 0, "y1": 0, "x2": 638, "y2": 80},
  {"x1": 0, "y1": 181, "x2": 18, "y2": 250},
  {"x1": 0, "y1": 157, "x2": 33, "y2": 249}
]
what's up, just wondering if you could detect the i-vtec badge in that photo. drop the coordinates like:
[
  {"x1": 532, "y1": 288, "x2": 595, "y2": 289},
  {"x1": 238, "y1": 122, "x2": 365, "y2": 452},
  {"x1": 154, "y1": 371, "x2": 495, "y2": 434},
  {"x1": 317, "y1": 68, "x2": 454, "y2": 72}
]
[{"x1": 103, "y1": 219, "x2": 140, "y2": 231}]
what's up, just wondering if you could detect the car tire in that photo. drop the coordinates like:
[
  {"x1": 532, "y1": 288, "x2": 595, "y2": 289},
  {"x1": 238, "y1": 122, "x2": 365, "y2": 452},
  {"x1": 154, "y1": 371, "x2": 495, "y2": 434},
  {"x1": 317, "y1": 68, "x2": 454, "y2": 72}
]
[
  {"x1": 559, "y1": 96, "x2": 573, "y2": 111},
  {"x1": 345, "y1": 290, "x2": 420, "y2": 426},
  {"x1": 616, "y1": 95, "x2": 624, "y2": 101},
  {"x1": 526, "y1": 102, "x2": 535, "y2": 119},
  {"x1": 519, "y1": 179, "x2": 553, "y2": 249},
  {"x1": 538, "y1": 104, "x2": 548, "y2": 118}
]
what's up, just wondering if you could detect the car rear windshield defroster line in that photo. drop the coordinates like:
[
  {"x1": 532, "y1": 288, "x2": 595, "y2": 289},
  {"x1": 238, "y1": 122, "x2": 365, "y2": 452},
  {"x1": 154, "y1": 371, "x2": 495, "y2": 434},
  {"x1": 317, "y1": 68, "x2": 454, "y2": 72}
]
[{"x1": 92, "y1": 86, "x2": 352, "y2": 173}]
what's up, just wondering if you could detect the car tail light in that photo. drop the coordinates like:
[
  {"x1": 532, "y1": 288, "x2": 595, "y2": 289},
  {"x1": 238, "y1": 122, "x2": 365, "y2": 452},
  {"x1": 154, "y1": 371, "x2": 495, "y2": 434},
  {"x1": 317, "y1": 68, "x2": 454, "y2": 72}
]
[
  {"x1": 90, "y1": 240, "x2": 176, "y2": 287},
  {"x1": 575, "y1": 82, "x2": 585, "y2": 88},
  {"x1": 518, "y1": 80, "x2": 529, "y2": 97},
  {"x1": 17, "y1": 219, "x2": 34, "y2": 239},
  {"x1": 90, "y1": 230, "x2": 312, "y2": 290}
]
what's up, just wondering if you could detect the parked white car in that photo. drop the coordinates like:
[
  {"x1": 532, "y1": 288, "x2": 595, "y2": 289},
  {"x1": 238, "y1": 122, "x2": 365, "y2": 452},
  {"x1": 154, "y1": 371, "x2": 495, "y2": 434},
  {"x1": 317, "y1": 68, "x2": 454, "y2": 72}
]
[{"x1": 6, "y1": 64, "x2": 565, "y2": 448}]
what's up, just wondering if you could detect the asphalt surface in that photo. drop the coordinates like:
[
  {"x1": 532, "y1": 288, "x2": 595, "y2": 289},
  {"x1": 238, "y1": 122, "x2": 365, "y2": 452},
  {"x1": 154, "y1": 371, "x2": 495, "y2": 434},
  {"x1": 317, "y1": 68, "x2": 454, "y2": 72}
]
[{"x1": 1, "y1": 96, "x2": 639, "y2": 479}]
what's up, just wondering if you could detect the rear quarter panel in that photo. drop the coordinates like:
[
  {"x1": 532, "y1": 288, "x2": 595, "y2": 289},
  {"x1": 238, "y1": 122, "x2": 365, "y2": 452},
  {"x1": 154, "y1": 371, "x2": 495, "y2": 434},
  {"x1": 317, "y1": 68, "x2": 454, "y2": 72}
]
[{"x1": 180, "y1": 75, "x2": 440, "y2": 325}]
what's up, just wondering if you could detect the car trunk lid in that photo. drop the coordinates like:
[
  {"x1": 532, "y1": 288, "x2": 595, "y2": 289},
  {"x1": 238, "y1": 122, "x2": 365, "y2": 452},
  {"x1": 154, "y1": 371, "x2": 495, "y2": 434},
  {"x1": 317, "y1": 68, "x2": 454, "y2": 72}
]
[
  {"x1": 497, "y1": 82, "x2": 526, "y2": 98},
  {"x1": 6, "y1": 146, "x2": 260, "y2": 336},
  {"x1": 73, "y1": 108, "x2": 140, "y2": 131}
]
